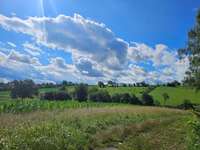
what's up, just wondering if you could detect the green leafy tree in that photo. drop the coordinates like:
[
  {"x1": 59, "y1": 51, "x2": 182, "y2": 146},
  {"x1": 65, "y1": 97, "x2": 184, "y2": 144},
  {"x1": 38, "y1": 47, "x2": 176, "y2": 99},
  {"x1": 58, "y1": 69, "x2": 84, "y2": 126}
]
[
  {"x1": 73, "y1": 83, "x2": 88, "y2": 102},
  {"x1": 98, "y1": 81, "x2": 105, "y2": 88},
  {"x1": 10, "y1": 80, "x2": 38, "y2": 99},
  {"x1": 179, "y1": 10, "x2": 200, "y2": 89},
  {"x1": 162, "y1": 93, "x2": 169, "y2": 105}
]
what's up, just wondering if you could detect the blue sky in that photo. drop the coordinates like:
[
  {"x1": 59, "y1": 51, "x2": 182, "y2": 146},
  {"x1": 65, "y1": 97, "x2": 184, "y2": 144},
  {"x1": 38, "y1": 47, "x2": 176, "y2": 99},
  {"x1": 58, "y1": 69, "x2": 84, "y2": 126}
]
[{"x1": 0, "y1": 0, "x2": 199, "y2": 84}]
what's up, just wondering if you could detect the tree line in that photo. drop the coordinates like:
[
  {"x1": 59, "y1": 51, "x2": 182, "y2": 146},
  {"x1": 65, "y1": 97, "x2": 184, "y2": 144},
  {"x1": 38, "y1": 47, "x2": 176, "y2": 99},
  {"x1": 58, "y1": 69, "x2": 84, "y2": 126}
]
[
  {"x1": 8, "y1": 80, "x2": 155, "y2": 106},
  {"x1": 8, "y1": 79, "x2": 196, "y2": 109},
  {"x1": 0, "y1": 79, "x2": 182, "y2": 92},
  {"x1": 98, "y1": 80, "x2": 181, "y2": 88},
  {"x1": 41, "y1": 84, "x2": 155, "y2": 106}
]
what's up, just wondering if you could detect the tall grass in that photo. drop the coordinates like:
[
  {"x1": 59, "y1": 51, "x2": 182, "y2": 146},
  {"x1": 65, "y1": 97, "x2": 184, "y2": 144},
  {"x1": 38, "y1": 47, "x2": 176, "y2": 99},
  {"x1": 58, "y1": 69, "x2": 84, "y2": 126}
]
[{"x1": 0, "y1": 106, "x2": 189, "y2": 150}]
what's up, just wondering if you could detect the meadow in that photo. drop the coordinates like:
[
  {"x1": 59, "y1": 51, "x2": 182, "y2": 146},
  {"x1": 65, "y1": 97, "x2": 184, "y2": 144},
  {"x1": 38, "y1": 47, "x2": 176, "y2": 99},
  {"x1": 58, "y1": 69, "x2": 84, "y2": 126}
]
[{"x1": 0, "y1": 105, "x2": 192, "y2": 150}]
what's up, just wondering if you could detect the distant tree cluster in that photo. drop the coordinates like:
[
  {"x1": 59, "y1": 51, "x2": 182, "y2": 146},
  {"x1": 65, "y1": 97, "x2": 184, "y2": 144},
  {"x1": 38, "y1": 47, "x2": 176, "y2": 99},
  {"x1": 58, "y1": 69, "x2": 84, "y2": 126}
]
[
  {"x1": 10, "y1": 80, "x2": 38, "y2": 99},
  {"x1": 37, "y1": 80, "x2": 80, "y2": 89},
  {"x1": 104, "y1": 80, "x2": 151, "y2": 87},
  {"x1": 96, "y1": 80, "x2": 182, "y2": 88},
  {"x1": 98, "y1": 81, "x2": 105, "y2": 88},
  {"x1": 37, "y1": 82, "x2": 58, "y2": 89},
  {"x1": 41, "y1": 83, "x2": 88, "y2": 102},
  {"x1": 0, "y1": 79, "x2": 183, "y2": 92},
  {"x1": 88, "y1": 87, "x2": 154, "y2": 105},
  {"x1": 111, "y1": 93, "x2": 142, "y2": 104},
  {"x1": 155, "y1": 80, "x2": 181, "y2": 87},
  {"x1": 62, "y1": 80, "x2": 77, "y2": 86},
  {"x1": 166, "y1": 81, "x2": 181, "y2": 87}
]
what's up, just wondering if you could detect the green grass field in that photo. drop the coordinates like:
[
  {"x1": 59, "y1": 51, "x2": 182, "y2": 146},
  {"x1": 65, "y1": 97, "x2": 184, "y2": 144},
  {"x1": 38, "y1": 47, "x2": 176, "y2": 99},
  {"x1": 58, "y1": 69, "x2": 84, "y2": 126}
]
[
  {"x1": 0, "y1": 86, "x2": 199, "y2": 149},
  {"x1": 0, "y1": 104, "x2": 192, "y2": 150},
  {"x1": 100, "y1": 86, "x2": 146, "y2": 96},
  {"x1": 150, "y1": 86, "x2": 200, "y2": 105}
]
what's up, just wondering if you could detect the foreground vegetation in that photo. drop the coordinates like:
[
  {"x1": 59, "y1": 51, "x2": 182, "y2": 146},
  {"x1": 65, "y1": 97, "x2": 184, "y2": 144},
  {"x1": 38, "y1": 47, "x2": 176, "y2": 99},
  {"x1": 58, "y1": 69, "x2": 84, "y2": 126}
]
[
  {"x1": 0, "y1": 81, "x2": 199, "y2": 150},
  {"x1": 0, "y1": 82, "x2": 199, "y2": 150},
  {"x1": 0, "y1": 105, "x2": 192, "y2": 150}
]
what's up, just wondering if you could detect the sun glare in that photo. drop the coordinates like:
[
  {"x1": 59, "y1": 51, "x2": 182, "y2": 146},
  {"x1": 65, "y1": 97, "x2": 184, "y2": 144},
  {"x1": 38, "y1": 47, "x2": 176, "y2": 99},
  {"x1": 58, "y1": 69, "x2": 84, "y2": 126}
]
[
  {"x1": 37, "y1": 0, "x2": 47, "y2": 41},
  {"x1": 38, "y1": 0, "x2": 45, "y2": 17}
]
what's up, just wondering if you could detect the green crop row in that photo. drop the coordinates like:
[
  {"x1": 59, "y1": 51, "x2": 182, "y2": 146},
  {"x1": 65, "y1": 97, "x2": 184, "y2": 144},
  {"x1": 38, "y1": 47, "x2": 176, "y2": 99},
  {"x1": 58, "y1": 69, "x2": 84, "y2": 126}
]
[{"x1": 0, "y1": 100, "x2": 123, "y2": 113}]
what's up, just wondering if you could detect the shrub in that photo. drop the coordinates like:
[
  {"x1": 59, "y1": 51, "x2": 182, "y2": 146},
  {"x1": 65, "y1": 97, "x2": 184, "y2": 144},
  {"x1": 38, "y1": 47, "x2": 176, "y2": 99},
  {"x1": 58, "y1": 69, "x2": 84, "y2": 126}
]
[
  {"x1": 55, "y1": 92, "x2": 71, "y2": 100},
  {"x1": 89, "y1": 90, "x2": 111, "y2": 102},
  {"x1": 178, "y1": 99, "x2": 194, "y2": 110},
  {"x1": 141, "y1": 93, "x2": 154, "y2": 106},
  {"x1": 111, "y1": 93, "x2": 121, "y2": 103},
  {"x1": 130, "y1": 94, "x2": 142, "y2": 105},
  {"x1": 73, "y1": 84, "x2": 88, "y2": 102},
  {"x1": 41, "y1": 91, "x2": 71, "y2": 101},
  {"x1": 111, "y1": 93, "x2": 141, "y2": 105},
  {"x1": 119, "y1": 93, "x2": 132, "y2": 103}
]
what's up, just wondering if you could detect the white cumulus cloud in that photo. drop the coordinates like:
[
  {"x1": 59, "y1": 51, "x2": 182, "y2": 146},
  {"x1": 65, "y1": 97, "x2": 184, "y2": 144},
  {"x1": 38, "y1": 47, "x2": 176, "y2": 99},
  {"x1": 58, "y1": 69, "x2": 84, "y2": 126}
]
[{"x1": 0, "y1": 14, "x2": 190, "y2": 84}]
